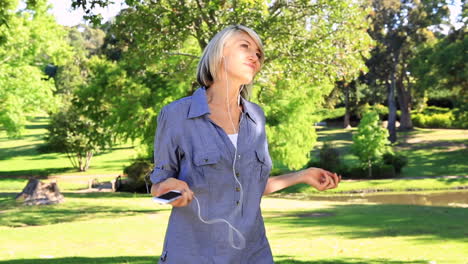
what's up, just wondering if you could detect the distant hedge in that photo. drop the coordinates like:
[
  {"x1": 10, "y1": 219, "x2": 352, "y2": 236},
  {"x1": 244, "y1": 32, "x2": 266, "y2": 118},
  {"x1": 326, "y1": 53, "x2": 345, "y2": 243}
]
[{"x1": 411, "y1": 106, "x2": 467, "y2": 129}]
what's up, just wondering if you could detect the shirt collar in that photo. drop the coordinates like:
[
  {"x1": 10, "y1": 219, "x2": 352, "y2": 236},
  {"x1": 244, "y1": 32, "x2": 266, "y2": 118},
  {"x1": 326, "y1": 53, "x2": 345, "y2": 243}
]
[
  {"x1": 187, "y1": 86, "x2": 258, "y2": 124},
  {"x1": 187, "y1": 87, "x2": 210, "y2": 119}
]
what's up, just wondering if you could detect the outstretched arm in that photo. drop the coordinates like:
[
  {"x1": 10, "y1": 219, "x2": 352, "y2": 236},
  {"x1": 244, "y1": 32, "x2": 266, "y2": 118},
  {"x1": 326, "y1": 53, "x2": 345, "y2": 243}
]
[{"x1": 263, "y1": 168, "x2": 341, "y2": 196}]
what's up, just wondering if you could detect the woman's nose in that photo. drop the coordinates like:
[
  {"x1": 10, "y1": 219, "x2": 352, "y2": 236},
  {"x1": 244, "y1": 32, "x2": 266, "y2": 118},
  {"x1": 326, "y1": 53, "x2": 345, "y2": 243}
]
[{"x1": 248, "y1": 51, "x2": 258, "y2": 62}]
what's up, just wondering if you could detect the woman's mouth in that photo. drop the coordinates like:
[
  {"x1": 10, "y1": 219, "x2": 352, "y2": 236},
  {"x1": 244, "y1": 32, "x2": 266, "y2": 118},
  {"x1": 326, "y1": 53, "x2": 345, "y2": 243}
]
[{"x1": 244, "y1": 63, "x2": 255, "y2": 70}]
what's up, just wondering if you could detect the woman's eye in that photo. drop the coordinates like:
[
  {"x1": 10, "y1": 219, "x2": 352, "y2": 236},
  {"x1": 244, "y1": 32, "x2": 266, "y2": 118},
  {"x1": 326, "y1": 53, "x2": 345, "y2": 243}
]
[
  {"x1": 241, "y1": 44, "x2": 249, "y2": 48},
  {"x1": 256, "y1": 53, "x2": 262, "y2": 59}
]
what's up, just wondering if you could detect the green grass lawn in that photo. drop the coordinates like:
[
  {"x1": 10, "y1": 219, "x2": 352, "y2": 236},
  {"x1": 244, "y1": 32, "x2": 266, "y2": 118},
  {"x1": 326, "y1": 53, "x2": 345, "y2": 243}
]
[
  {"x1": 312, "y1": 126, "x2": 468, "y2": 178},
  {"x1": 280, "y1": 177, "x2": 468, "y2": 195},
  {"x1": 1, "y1": 116, "x2": 467, "y2": 194},
  {"x1": 2, "y1": 118, "x2": 467, "y2": 263},
  {"x1": 0, "y1": 193, "x2": 466, "y2": 264},
  {"x1": 0, "y1": 116, "x2": 138, "y2": 178}
]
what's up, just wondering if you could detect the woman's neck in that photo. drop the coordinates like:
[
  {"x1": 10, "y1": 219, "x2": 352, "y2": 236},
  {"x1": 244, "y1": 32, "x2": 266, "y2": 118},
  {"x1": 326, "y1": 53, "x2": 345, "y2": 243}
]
[{"x1": 206, "y1": 81, "x2": 243, "y2": 110}]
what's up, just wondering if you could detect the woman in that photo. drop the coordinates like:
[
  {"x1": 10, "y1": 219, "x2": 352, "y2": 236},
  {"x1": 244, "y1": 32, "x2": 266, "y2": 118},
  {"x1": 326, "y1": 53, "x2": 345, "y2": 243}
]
[{"x1": 150, "y1": 25, "x2": 341, "y2": 263}]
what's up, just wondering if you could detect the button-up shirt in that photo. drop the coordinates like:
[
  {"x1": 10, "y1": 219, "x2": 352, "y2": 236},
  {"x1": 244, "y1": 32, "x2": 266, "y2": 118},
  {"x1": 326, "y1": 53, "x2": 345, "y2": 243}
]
[{"x1": 150, "y1": 86, "x2": 274, "y2": 263}]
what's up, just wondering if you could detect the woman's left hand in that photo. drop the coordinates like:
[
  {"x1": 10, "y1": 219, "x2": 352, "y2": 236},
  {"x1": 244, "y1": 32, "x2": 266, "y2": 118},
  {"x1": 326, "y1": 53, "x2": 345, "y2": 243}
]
[{"x1": 299, "y1": 167, "x2": 342, "y2": 191}]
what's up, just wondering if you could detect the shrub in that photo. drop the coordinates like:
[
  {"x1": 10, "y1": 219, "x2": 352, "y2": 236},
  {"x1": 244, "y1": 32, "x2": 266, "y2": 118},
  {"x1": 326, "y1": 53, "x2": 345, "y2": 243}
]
[
  {"x1": 453, "y1": 107, "x2": 468, "y2": 129},
  {"x1": 372, "y1": 164, "x2": 396, "y2": 179},
  {"x1": 340, "y1": 163, "x2": 396, "y2": 179},
  {"x1": 338, "y1": 165, "x2": 365, "y2": 179},
  {"x1": 422, "y1": 106, "x2": 451, "y2": 115},
  {"x1": 410, "y1": 105, "x2": 468, "y2": 128},
  {"x1": 412, "y1": 113, "x2": 427, "y2": 127},
  {"x1": 382, "y1": 152, "x2": 408, "y2": 174},
  {"x1": 122, "y1": 160, "x2": 153, "y2": 193},
  {"x1": 426, "y1": 113, "x2": 453, "y2": 128},
  {"x1": 42, "y1": 106, "x2": 114, "y2": 171},
  {"x1": 412, "y1": 112, "x2": 454, "y2": 128},
  {"x1": 318, "y1": 142, "x2": 341, "y2": 172},
  {"x1": 351, "y1": 111, "x2": 391, "y2": 178}
]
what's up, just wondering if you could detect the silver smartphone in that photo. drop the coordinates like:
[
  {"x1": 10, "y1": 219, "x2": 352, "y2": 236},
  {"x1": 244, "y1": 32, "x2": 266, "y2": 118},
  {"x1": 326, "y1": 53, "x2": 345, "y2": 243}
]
[{"x1": 152, "y1": 190, "x2": 182, "y2": 204}]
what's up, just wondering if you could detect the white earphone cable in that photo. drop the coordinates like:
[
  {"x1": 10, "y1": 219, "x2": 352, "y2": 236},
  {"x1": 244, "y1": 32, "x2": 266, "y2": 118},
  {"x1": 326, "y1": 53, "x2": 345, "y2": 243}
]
[
  {"x1": 192, "y1": 56, "x2": 246, "y2": 250},
  {"x1": 193, "y1": 196, "x2": 246, "y2": 249}
]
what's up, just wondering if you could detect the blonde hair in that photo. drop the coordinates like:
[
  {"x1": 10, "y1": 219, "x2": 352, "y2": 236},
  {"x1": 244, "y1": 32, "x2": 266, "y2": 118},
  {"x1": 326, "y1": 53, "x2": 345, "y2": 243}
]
[{"x1": 196, "y1": 25, "x2": 264, "y2": 100}]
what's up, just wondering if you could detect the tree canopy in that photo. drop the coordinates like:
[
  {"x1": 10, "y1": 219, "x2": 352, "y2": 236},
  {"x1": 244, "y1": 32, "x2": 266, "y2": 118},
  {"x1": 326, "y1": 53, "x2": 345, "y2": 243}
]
[
  {"x1": 68, "y1": 0, "x2": 373, "y2": 170},
  {"x1": 0, "y1": 0, "x2": 72, "y2": 137}
]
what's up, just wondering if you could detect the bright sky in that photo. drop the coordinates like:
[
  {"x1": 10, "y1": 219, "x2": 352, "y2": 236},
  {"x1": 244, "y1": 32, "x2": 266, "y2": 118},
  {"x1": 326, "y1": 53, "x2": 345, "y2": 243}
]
[
  {"x1": 48, "y1": 0, "x2": 126, "y2": 26},
  {"x1": 48, "y1": 0, "x2": 463, "y2": 33}
]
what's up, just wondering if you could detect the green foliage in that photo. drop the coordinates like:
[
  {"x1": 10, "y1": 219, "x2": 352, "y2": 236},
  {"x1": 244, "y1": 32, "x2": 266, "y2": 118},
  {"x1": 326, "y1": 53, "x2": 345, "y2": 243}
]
[
  {"x1": 122, "y1": 160, "x2": 153, "y2": 193},
  {"x1": 69, "y1": 0, "x2": 373, "y2": 170},
  {"x1": 0, "y1": 0, "x2": 72, "y2": 137},
  {"x1": 53, "y1": 25, "x2": 106, "y2": 98},
  {"x1": 382, "y1": 152, "x2": 408, "y2": 174},
  {"x1": 418, "y1": 106, "x2": 451, "y2": 115},
  {"x1": 357, "y1": 103, "x2": 389, "y2": 119},
  {"x1": 317, "y1": 142, "x2": 341, "y2": 172},
  {"x1": 73, "y1": 55, "x2": 191, "y2": 156},
  {"x1": 411, "y1": 105, "x2": 468, "y2": 129},
  {"x1": 0, "y1": 65, "x2": 57, "y2": 137},
  {"x1": 45, "y1": 104, "x2": 114, "y2": 171},
  {"x1": 412, "y1": 112, "x2": 454, "y2": 128},
  {"x1": 316, "y1": 107, "x2": 346, "y2": 121},
  {"x1": 351, "y1": 111, "x2": 392, "y2": 177},
  {"x1": 452, "y1": 106, "x2": 468, "y2": 129},
  {"x1": 370, "y1": 104, "x2": 388, "y2": 117},
  {"x1": 410, "y1": 27, "x2": 467, "y2": 98}
]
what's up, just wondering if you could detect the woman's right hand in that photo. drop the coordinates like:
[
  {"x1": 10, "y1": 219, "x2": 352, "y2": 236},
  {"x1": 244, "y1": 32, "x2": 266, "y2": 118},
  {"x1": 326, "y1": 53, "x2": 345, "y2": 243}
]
[{"x1": 151, "y1": 178, "x2": 194, "y2": 207}]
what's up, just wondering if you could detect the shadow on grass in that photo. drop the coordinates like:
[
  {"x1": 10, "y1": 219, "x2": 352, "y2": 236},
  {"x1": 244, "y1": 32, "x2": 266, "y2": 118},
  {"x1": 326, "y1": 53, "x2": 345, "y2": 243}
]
[
  {"x1": 265, "y1": 203, "x2": 468, "y2": 242},
  {"x1": 62, "y1": 192, "x2": 150, "y2": 199},
  {"x1": 0, "y1": 168, "x2": 72, "y2": 178},
  {"x1": 0, "y1": 143, "x2": 43, "y2": 160},
  {"x1": 24, "y1": 123, "x2": 48, "y2": 130},
  {"x1": 0, "y1": 256, "x2": 158, "y2": 264},
  {"x1": 402, "y1": 148, "x2": 468, "y2": 177},
  {"x1": 0, "y1": 192, "x2": 161, "y2": 228},
  {"x1": 0, "y1": 256, "x2": 429, "y2": 264},
  {"x1": 29, "y1": 154, "x2": 63, "y2": 160},
  {"x1": 441, "y1": 177, "x2": 468, "y2": 184}
]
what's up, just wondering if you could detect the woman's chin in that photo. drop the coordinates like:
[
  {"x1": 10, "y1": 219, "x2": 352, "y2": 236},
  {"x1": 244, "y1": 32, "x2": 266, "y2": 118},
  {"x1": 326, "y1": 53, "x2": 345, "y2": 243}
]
[{"x1": 240, "y1": 75, "x2": 254, "y2": 85}]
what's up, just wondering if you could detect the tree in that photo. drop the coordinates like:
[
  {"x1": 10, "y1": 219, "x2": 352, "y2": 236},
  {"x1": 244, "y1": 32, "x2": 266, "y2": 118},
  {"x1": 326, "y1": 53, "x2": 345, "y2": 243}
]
[
  {"x1": 365, "y1": 0, "x2": 451, "y2": 142},
  {"x1": 0, "y1": 0, "x2": 72, "y2": 137},
  {"x1": 46, "y1": 102, "x2": 114, "y2": 171},
  {"x1": 70, "y1": 0, "x2": 373, "y2": 170},
  {"x1": 351, "y1": 111, "x2": 391, "y2": 178},
  {"x1": 410, "y1": 26, "x2": 467, "y2": 101},
  {"x1": 43, "y1": 25, "x2": 118, "y2": 171},
  {"x1": 53, "y1": 25, "x2": 106, "y2": 99}
]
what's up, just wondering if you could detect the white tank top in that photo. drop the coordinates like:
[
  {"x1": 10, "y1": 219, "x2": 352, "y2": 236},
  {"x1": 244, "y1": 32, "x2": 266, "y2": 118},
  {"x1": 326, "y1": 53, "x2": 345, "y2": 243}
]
[{"x1": 227, "y1": 133, "x2": 238, "y2": 149}]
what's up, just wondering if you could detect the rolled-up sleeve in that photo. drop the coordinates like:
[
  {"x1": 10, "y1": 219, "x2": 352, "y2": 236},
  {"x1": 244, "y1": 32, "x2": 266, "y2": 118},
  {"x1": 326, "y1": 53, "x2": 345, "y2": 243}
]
[{"x1": 150, "y1": 106, "x2": 180, "y2": 184}]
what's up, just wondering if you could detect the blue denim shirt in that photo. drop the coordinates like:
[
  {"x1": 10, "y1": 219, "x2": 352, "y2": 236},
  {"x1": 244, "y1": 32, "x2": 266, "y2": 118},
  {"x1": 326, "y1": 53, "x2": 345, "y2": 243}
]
[{"x1": 150, "y1": 86, "x2": 274, "y2": 263}]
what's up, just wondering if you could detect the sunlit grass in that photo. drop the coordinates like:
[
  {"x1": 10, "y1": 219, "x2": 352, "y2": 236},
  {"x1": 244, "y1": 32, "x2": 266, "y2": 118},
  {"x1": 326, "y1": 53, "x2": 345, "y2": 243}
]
[
  {"x1": 310, "y1": 127, "x2": 468, "y2": 178},
  {"x1": 280, "y1": 177, "x2": 468, "y2": 195},
  {"x1": 0, "y1": 194, "x2": 466, "y2": 263},
  {"x1": 0, "y1": 116, "x2": 138, "y2": 178}
]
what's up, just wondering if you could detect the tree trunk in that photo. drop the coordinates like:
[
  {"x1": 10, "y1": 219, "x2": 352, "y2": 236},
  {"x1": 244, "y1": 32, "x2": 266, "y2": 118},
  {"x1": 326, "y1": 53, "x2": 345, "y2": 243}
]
[
  {"x1": 84, "y1": 151, "x2": 93, "y2": 171},
  {"x1": 396, "y1": 71, "x2": 413, "y2": 130},
  {"x1": 344, "y1": 82, "x2": 351, "y2": 128},
  {"x1": 387, "y1": 52, "x2": 399, "y2": 143},
  {"x1": 78, "y1": 152, "x2": 84, "y2": 171},
  {"x1": 368, "y1": 159, "x2": 372, "y2": 178}
]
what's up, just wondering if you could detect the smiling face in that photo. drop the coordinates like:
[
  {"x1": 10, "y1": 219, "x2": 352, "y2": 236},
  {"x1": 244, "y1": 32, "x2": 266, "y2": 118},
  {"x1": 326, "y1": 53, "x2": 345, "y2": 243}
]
[{"x1": 219, "y1": 32, "x2": 263, "y2": 85}]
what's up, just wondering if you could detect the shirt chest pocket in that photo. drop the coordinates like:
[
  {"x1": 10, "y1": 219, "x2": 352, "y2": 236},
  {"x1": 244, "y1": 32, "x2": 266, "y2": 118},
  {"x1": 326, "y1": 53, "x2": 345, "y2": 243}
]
[
  {"x1": 255, "y1": 150, "x2": 272, "y2": 182},
  {"x1": 191, "y1": 151, "x2": 222, "y2": 187}
]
